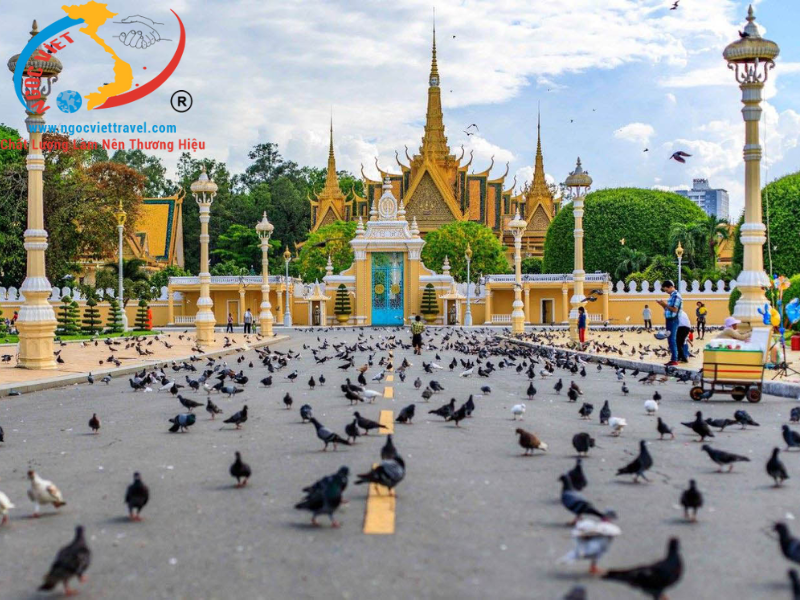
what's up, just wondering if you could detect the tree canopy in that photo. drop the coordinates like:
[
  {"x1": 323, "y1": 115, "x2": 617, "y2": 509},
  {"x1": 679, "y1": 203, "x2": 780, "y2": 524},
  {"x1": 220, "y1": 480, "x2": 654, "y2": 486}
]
[
  {"x1": 543, "y1": 188, "x2": 708, "y2": 276},
  {"x1": 296, "y1": 220, "x2": 357, "y2": 283},
  {"x1": 421, "y1": 221, "x2": 509, "y2": 282}
]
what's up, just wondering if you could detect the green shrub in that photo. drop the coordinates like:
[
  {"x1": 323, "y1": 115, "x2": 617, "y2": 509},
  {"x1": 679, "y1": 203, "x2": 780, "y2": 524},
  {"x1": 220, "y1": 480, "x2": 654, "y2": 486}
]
[
  {"x1": 81, "y1": 297, "x2": 102, "y2": 335},
  {"x1": 135, "y1": 298, "x2": 151, "y2": 331},
  {"x1": 334, "y1": 284, "x2": 351, "y2": 316},
  {"x1": 521, "y1": 257, "x2": 543, "y2": 274},
  {"x1": 421, "y1": 221, "x2": 509, "y2": 281},
  {"x1": 57, "y1": 295, "x2": 80, "y2": 336},
  {"x1": 421, "y1": 283, "x2": 438, "y2": 315},
  {"x1": 543, "y1": 188, "x2": 707, "y2": 275},
  {"x1": 106, "y1": 298, "x2": 124, "y2": 333}
]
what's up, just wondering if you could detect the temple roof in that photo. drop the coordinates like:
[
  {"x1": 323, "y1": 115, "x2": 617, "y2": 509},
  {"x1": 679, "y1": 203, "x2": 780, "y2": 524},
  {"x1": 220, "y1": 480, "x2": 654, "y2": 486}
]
[
  {"x1": 127, "y1": 192, "x2": 185, "y2": 267},
  {"x1": 419, "y1": 20, "x2": 452, "y2": 161}
]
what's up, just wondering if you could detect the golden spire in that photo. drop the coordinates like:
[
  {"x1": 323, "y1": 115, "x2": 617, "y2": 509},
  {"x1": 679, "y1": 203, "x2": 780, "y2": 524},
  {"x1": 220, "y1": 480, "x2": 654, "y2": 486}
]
[
  {"x1": 323, "y1": 114, "x2": 339, "y2": 194},
  {"x1": 420, "y1": 9, "x2": 451, "y2": 161},
  {"x1": 524, "y1": 106, "x2": 554, "y2": 217},
  {"x1": 310, "y1": 117, "x2": 348, "y2": 231}
]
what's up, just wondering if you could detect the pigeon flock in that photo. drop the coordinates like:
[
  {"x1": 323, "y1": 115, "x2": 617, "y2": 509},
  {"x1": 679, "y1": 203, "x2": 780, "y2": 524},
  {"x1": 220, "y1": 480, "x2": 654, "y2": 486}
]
[{"x1": 1, "y1": 325, "x2": 799, "y2": 598}]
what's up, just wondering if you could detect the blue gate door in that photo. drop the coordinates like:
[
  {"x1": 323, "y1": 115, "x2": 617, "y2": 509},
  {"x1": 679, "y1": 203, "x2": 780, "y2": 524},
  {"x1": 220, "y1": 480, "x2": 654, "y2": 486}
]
[{"x1": 371, "y1": 252, "x2": 404, "y2": 326}]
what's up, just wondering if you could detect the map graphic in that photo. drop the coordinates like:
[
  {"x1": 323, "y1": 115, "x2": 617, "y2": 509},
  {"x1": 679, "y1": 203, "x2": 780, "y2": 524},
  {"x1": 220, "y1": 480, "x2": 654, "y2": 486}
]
[{"x1": 56, "y1": 90, "x2": 83, "y2": 113}]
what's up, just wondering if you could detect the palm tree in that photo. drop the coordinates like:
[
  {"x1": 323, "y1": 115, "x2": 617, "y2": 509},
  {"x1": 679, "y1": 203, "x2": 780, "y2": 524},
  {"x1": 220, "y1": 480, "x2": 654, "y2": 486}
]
[
  {"x1": 615, "y1": 247, "x2": 648, "y2": 281},
  {"x1": 668, "y1": 221, "x2": 708, "y2": 269},
  {"x1": 104, "y1": 258, "x2": 149, "y2": 282},
  {"x1": 702, "y1": 215, "x2": 731, "y2": 268}
]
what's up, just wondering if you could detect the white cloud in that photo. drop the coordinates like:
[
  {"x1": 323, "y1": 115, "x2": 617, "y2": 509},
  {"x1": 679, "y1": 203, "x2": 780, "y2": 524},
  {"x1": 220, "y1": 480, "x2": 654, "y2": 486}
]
[{"x1": 614, "y1": 123, "x2": 656, "y2": 146}]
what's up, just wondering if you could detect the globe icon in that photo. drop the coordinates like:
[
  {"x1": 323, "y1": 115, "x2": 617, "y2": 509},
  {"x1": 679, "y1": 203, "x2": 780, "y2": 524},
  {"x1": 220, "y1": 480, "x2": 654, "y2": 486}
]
[{"x1": 56, "y1": 90, "x2": 82, "y2": 114}]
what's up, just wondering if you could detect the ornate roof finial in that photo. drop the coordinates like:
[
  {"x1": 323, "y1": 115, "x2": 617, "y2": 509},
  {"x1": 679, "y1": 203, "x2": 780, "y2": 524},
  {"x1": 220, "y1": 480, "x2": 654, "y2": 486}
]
[
  {"x1": 369, "y1": 195, "x2": 378, "y2": 221},
  {"x1": 30, "y1": 20, "x2": 39, "y2": 38},
  {"x1": 325, "y1": 254, "x2": 334, "y2": 276},
  {"x1": 356, "y1": 215, "x2": 365, "y2": 236},
  {"x1": 398, "y1": 198, "x2": 406, "y2": 221},
  {"x1": 442, "y1": 255, "x2": 451, "y2": 275},
  {"x1": 430, "y1": 7, "x2": 439, "y2": 87},
  {"x1": 411, "y1": 216, "x2": 420, "y2": 238}
]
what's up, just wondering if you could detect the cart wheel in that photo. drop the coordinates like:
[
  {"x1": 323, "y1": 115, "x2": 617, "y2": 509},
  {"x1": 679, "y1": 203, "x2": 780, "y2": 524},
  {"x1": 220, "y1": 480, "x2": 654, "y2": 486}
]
[
  {"x1": 731, "y1": 386, "x2": 746, "y2": 401},
  {"x1": 747, "y1": 387, "x2": 762, "y2": 403},
  {"x1": 690, "y1": 386, "x2": 705, "y2": 401}
]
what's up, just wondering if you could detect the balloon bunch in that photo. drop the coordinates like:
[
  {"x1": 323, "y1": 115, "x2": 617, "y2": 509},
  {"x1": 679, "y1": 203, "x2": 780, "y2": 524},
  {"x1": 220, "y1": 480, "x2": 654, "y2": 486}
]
[{"x1": 768, "y1": 275, "x2": 799, "y2": 337}]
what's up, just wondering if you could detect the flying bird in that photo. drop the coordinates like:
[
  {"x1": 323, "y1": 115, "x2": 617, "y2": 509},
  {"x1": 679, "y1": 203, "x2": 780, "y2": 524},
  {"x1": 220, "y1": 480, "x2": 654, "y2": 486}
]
[{"x1": 669, "y1": 151, "x2": 692, "y2": 163}]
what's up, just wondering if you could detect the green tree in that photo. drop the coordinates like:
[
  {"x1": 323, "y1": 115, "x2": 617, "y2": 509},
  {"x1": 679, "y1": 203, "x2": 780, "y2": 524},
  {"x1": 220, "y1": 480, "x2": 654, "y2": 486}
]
[
  {"x1": 57, "y1": 295, "x2": 79, "y2": 336},
  {"x1": 211, "y1": 224, "x2": 262, "y2": 272},
  {"x1": 110, "y1": 148, "x2": 173, "y2": 197},
  {"x1": 625, "y1": 255, "x2": 685, "y2": 287},
  {"x1": 135, "y1": 298, "x2": 151, "y2": 331},
  {"x1": 421, "y1": 221, "x2": 509, "y2": 282},
  {"x1": 334, "y1": 284, "x2": 351, "y2": 316},
  {"x1": 0, "y1": 124, "x2": 26, "y2": 169},
  {"x1": 210, "y1": 260, "x2": 249, "y2": 276},
  {"x1": 296, "y1": 220, "x2": 357, "y2": 282},
  {"x1": 105, "y1": 258, "x2": 150, "y2": 283},
  {"x1": 521, "y1": 257, "x2": 543, "y2": 274},
  {"x1": 614, "y1": 247, "x2": 649, "y2": 281},
  {"x1": 106, "y1": 297, "x2": 124, "y2": 333},
  {"x1": 543, "y1": 188, "x2": 707, "y2": 275},
  {"x1": 149, "y1": 265, "x2": 191, "y2": 290},
  {"x1": 81, "y1": 296, "x2": 102, "y2": 335},
  {"x1": 421, "y1": 283, "x2": 438, "y2": 315}
]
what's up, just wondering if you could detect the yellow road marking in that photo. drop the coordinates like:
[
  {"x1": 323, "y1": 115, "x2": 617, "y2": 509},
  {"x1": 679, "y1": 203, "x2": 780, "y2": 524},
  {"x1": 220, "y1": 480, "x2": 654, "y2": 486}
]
[
  {"x1": 363, "y1": 462, "x2": 396, "y2": 535},
  {"x1": 383, "y1": 386, "x2": 394, "y2": 400},
  {"x1": 386, "y1": 374, "x2": 394, "y2": 382},
  {"x1": 379, "y1": 409, "x2": 394, "y2": 433}
]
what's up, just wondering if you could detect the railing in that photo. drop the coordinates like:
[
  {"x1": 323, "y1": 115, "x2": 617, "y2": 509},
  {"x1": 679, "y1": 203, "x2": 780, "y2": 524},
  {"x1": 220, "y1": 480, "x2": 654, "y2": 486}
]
[
  {"x1": 491, "y1": 314, "x2": 513, "y2": 324},
  {"x1": 169, "y1": 275, "x2": 284, "y2": 286},
  {"x1": 484, "y1": 273, "x2": 609, "y2": 284},
  {"x1": 588, "y1": 313, "x2": 604, "y2": 322},
  {"x1": 174, "y1": 315, "x2": 195, "y2": 324}
]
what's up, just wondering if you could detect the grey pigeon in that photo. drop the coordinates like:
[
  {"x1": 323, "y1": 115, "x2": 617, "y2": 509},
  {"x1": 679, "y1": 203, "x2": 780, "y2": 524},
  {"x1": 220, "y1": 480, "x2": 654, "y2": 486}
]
[
  {"x1": 767, "y1": 447, "x2": 789, "y2": 486},
  {"x1": 616, "y1": 440, "x2": 653, "y2": 483},
  {"x1": 223, "y1": 405, "x2": 248, "y2": 429},
  {"x1": 681, "y1": 411, "x2": 714, "y2": 441},
  {"x1": 295, "y1": 473, "x2": 344, "y2": 527},
  {"x1": 125, "y1": 472, "x2": 149, "y2": 521},
  {"x1": 783, "y1": 425, "x2": 800, "y2": 450},
  {"x1": 734, "y1": 410, "x2": 759, "y2": 429},
  {"x1": 775, "y1": 522, "x2": 800, "y2": 565},
  {"x1": 39, "y1": 526, "x2": 91, "y2": 595},
  {"x1": 309, "y1": 418, "x2": 350, "y2": 451},
  {"x1": 355, "y1": 456, "x2": 405, "y2": 492},
  {"x1": 701, "y1": 444, "x2": 750, "y2": 472},
  {"x1": 680, "y1": 479, "x2": 702, "y2": 522}
]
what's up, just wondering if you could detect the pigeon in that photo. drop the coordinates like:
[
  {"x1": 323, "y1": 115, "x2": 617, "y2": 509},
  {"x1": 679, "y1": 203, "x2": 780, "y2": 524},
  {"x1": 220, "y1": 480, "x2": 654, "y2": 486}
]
[
  {"x1": 644, "y1": 400, "x2": 658, "y2": 415},
  {"x1": 701, "y1": 444, "x2": 750, "y2": 472},
  {"x1": 704, "y1": 417, "x2": 737, "y2": 431},
  {"x1": 511, "y1": 403, "x2": 526, "y2": 420},
  {"x1": 0, "y1": 478, "x2": 14, "y2": 526},
  {"x1": 295, "y1": 472, "x2": 344, "y2": 527},
  {"x1": 568, "y1": 388, "x2": 579, "y2": 403},
  {"x1": 429, "y1": 398, "x2": 455, "y2": 420},
  {"x1": 567, "y1": 458, "x2": 588, "y2": 491},
  {"x1": 396, "y1": 404, "x2": 415, "y2": 423},
  {"x1": 599, "y1": 400, "x2": 611, "y2": 425},
  {"x1": 481, "y1": 385, "x2": 491, "y2": 394},
  {"x1": 603, "y1": 538, "x2": 683, "y2": 599},
  {"x1": 791, "y1": 569, "x2": 800, "y2": 600},
  {"x1": 579, "y1": 403, "x2": 594, "y2": 420},
  {"x1": 559, "y1": 518, "x2": 622, "y2": 574},
  {"x1": 299, "y1": 404, "x2": 313, "y2": 422},
  {"x1": 283, "y1": 393, "x2": 293, "y2": 409},
  {"x1": 168, "y1": 413, "x2": 196, "y2": 433},
  {"x1": 609, "y1": 417, "x2": 627, "y2": 437},
  {"x1": 230, "y1": 451, "x2": 252, "y2": 487},
  {"x1": 27, "y1": 470, "x2": 66, "y2": 517},
  {"x1": 421, "y1": 388, "x2": 433, "y2": 402},
  {"x1": 178, "y1": 394, "x2": 203, "y2": 412},
  {"x1": 220, "y1": 385, "x2": 244, "y2": 398},
  {"x1": 125, "y1": 472, "x2": 149, "y2": 521},
  {"x1": 527, "y1": 381, "x2": 537, "y2": 400},
  {"x1": 516, "y1": 428, "x2": 548, "y2": 455},
  {"x1": 354, "y1": 411, "x2": 387, "y2": 434},
  {"x1": 223, "y1": 405, "x2": 249, "y2": 429},
  {"x1": 463, "y1": 395, "x2": 476, "y2": 417},
  {"x1": 559, "y1": 474, "x2": 613, "y2": 522},
  {"x1": 681, "y1": 411, "x2": 714, "y2": 441},
  {"x1": 88, "y1": 413, "x2": 101, "y2": 433},
  {"x1": 308, "y1": 376, "x2": 316, "y2": 389},
  {"x1": 309, "y1": 418, "x2": 351, "y2": 451},
  {"x1": 775, "y1": 522, "x2": 800, "y2": 565},
  {"x1": 260, "y1": 376, "x2": 272, "y2": 387},
  {"x1": 39, "y1": 525, "x2": 91, "y2": 596},
  {"x1": 563, "y1": 586, "x2": 587, "y2": 600},
  {"x1": 680, "y1": 479, "x2": 703, "y2": 522},
  {"x1": 87, "y1": 372, "x2": 94, "y2": 385},
  {"x1": 669, "y1": 150, "x2": 692, "y2": 163},
  {"x1": 0, "y1": 424, "x2": 5, "y2": 443},
  {"x1": 734, "y1": 410, "x2": 760, "y2": 429},
  {"x1": 206, "y1": 398, "x2": 223, "y2": 419},
  {"x1": 572, "y1": 432, "x2": 595, "y2": 456},
  {"x1": 287, "y1": 370, "x2": 298, "y2": 383},
  {"x1": 616, "y1": 440, "x2": 653, "y2": 483},
  {"x1": 360, "y1": 389, "x2": 381, "y2": 403},
  {"x1": 447, "y1": 402, "x2": 469, "y2": 427},
  {"x1": 656, "y1": 417, "x2": 675, "y2": 440},
  {"x1": 791, "y1": 408, "x2": 800, "y2": 423},
  {"x1": 381, "y1": 434, "x2": 398, "y2": 460},
  {"x1": 554, "y1": 379, "x2": 563, "y2": 394},
  {"x1": 345, "y1": 418, "x2": 361, "y2": 444},
  {"x1": 784, "y1": 425, "x2": 800, "y2": 450},
  {"x1": 356, "y1": 456, "x2": 406, "y2": 493},
  {"x1": 766, "y1": 447, "x2": 789, "y2": 487}
]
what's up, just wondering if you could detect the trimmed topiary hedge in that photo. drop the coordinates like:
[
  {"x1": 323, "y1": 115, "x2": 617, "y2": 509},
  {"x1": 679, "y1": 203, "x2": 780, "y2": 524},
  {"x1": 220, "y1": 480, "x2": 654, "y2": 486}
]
[{"x1": 543, "y1": 188, "x2": 707, "y2": 275}]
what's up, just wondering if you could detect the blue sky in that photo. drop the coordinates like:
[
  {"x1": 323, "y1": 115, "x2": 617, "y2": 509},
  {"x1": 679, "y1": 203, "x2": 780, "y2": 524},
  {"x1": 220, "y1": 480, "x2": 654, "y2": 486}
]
[{"x1": 1, "y1": 0, "x2": 798, "y2": 221}]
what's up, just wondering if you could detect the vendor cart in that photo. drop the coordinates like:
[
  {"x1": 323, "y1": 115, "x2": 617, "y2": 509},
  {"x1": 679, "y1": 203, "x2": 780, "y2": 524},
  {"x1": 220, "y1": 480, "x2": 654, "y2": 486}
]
[{"x1": 689, "y1": 327, "x2": 770, "y2": 403}]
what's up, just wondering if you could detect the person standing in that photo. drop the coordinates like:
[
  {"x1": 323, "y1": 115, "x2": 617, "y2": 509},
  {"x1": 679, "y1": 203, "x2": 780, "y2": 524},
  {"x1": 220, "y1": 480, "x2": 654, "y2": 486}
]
[
  {"x1": 695, "y1": 301, "x2": 707, "y2": 340},
  {"x1": 656, "y1": 280, "x2": 682, "y2": 367},
  {"x1": 226, "y1": 313, "x2": 234, "y2": 333},
  {"x1": 577, "y1": 306, "x2": 587, "y2": 345},
  {"x1": 642, "y1": 305, "x2": 652, "y2": 330},
  {"x1": 243, "y1": 308, "x2": 253, "y2": 334},
  {"x1": 410, "y1": 315, "x2": 425, "y2": 355},
  {"x1": 676, "y1": 310, "x2": 692, "y2": 363}
]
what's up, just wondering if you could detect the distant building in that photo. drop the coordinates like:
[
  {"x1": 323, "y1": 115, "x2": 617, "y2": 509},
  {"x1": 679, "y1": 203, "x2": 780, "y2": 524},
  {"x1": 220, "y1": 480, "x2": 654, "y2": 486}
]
[{"x1": 676, "y1": 179, "x2": 729, "y2": 221}]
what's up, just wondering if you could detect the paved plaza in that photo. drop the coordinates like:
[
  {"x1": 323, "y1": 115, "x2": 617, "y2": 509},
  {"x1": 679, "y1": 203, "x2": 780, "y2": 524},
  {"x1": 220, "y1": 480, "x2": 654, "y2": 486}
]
[{"x1": 1, "y1": 327, "x2": 799, "y2": 599}]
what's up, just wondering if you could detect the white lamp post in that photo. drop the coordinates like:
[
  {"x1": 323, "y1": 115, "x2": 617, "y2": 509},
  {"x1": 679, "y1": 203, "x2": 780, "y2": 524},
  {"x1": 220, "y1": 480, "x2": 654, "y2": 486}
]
[
  {"x1": 114, "y1": 200, "x2": 129, "y2": 330},
  {"x1": 724, "y1": 5, "x2": 779, "y2": 331},
  {"x1": 676, "y1": 241, "x2": 684, "y2": 290},
  {"x1": 283, "y1": 246, "x2": 292, "y2": 327},
  {"x1": 190, "y1": 166, "x2": 218, "y2": 345},
  {"x1": 565, "y1": 157, "x2": 592, "y2": 343},
  {"x1": 464, "y1": 243, "x2": 473, "y2": 327},
  {"x1": 507, "y1": 210, "x2": 527, "y2": 334},
  {"x1": 255, "y1": 212, "x2": 274, "y2": 336}
]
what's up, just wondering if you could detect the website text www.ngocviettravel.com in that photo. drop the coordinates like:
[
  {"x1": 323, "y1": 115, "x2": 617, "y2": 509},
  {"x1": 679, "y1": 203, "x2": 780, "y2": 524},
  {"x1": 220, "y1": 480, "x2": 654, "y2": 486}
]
[{"x1": 1, "y1": 137, "x2": 206, "y2": 153}]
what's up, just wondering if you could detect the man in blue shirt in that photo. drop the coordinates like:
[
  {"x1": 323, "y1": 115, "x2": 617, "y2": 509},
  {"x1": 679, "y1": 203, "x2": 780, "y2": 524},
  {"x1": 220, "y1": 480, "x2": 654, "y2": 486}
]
[{"x1": 656, "y1": 280, "x2": 682, "y2": 366}]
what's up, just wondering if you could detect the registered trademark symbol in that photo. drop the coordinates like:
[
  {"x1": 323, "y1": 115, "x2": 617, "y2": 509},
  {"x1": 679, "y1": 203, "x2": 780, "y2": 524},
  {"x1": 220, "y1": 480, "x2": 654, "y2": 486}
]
[{"x1": 170, "y1": 90, "x2": 192, "y2": 112}]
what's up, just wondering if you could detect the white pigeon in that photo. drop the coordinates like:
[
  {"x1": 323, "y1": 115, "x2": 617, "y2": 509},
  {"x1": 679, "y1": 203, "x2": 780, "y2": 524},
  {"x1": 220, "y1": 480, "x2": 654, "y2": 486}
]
[
  {"x1": 27, "y1": 470, "x2": 66, "y2": 517},
  {"x1": 609, "y1": 417, "x2": 627, "y2": 436},
  {"x1": 559, "y1": 518, "x2": 622, "y2": 574},
  {"x1": 511, "y1": 404, "x2": 526, "y2": 420},
  {"x1": 143, "y1": 386, "x2": 153, "y2": 393},
  {"x1": 0, "y1": 478, "x2": 14, "y2": 525},
  {"x1": 159, "y1": 380, "x2": 175, "y2": 392},
  {"x1": 539, "y1": 369, "x2": 551, "y2": 379},
  {"x1": 371, "y1": 370, "x2": 385, "y2": 382},
  {"x1": 644, "y1": 400, "x2": 659, "y2": 415},
  {"x1": 430, "y1": 362, "x2": 443, "y2": 370},
  {"x1": 361, "y1": 389, "x2": 381, "y2": 403},
  {"x1": 460, "y1": 367, "x2": 474, "y2": 378}
]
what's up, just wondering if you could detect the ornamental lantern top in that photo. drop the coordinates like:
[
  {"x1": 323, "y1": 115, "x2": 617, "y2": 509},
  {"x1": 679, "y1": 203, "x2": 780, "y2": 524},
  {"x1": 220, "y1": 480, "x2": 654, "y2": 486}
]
[
  {"x1": 508, "y1": 209, "x2": 527, "y2": 234},
  {"x1": 7, "y1": 20, "x2": 64, "y2": 78},
  {"x1": 675, "y1": 241, "x2": 684, "y2": 260},
  {"x1": 255, "y1": 211, "x2": 274, "y2": 239},
  {"x1": 723, "y1": 5, "x2": 779, "y2": 84},
  {"x1": 465, "y1": 243, "x2": 473, "y2": 260},
  {"x1": 283, "y1": 246, "x2": 292, "y2": 261},
  {"x1": 114, "y1": 199, "x2": 127, "y2": 227},
  {"x1": 564, "y1": 157, "x2": 593, "y2": 189},
  {"x1": 190, "y1": 166, "x2": 218, "y2": 201}
]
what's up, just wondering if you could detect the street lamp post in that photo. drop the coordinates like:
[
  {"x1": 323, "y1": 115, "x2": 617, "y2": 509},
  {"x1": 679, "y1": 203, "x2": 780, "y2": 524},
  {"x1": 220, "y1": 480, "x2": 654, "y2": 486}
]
[
  {"x1": 114, "y1": 200, "x2": 129, "y2": 330},
  {"x1": 508, "y1": 210, "x2": 527, "y2": 334},
  {"x1": 255, "y1": 212, "x2": 274, "y2": 336},
  {"x1": 283, "y1": 247, "x2": 292, "y2": 327},
  {"x1": 7, "y1": 21, "x2": 63, "y2": 369},
  {"x1": 724, "y1": 5, "x2": 779, "y2": 332},
  {"x1": 565, "y1": 158, "x2": 592, "y2": 344},
  {"x1": 675, "y1": 241, "x2": 684, "y2": 290},
  {"x1": 190, "y1": 166, "x2": 218, "y2": 345},
  {"x1": 464, "y1": 243, "x2": 473, "y2": 327}
]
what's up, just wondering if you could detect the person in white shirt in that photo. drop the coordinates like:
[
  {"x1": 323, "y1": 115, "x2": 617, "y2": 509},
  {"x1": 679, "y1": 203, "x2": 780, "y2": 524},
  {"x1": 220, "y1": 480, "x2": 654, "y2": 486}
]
[
  {"x1": 642, "y1": 305, "x2": 652, "y2": 330},
  {"x1": 676, "y1": 310, "x2": 692, "y2": 362}
]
